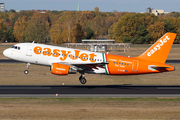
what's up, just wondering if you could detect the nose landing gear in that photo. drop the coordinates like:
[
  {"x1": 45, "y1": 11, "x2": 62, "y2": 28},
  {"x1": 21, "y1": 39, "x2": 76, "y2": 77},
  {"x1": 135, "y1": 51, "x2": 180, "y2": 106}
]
[{"x1": 24, "y1": 63, "x2": 30, "y2": 74}]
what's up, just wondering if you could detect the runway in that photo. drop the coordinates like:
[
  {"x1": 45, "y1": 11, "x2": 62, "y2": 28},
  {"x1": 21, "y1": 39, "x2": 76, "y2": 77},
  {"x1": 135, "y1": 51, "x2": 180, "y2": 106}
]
[
  {"x1": 0, "y1": 59, "x2": 180, "y2": 64},
  {"x1": 1, "y1": 85, "x2": 180, "y2": 97}
]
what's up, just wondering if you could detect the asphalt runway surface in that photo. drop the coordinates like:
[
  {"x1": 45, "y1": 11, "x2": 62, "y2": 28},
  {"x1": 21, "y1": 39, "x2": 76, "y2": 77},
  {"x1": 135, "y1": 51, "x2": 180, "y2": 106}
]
[
  {"x1": 0, "y1": 85, "x2": 180, "y2": 97},
  {"x1": 0, "y1": 59, "x2": 180, "y2": 64}
]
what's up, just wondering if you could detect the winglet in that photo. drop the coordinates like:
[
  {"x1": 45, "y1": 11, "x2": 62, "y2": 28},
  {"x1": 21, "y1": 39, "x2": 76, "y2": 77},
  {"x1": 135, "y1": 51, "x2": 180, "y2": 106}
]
[{"x1": 137, "y1": 32, "x2": 177, "y2": 63}]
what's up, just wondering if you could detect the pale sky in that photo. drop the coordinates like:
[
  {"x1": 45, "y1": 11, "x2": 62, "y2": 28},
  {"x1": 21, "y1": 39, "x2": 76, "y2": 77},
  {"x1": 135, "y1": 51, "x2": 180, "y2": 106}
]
[{"x1": 4, "y1": 0, "x2": 180, "y2": 12}]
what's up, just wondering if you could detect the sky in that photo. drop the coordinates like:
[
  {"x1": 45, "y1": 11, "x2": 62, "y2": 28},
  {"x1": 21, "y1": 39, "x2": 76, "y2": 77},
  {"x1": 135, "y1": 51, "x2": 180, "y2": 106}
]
[{"x1": 4, "y1": 0, "x2": 180, "y2": 12}]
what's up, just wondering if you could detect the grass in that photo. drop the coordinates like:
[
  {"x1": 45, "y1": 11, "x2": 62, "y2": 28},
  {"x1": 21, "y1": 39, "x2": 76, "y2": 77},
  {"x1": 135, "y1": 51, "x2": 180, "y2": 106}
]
[
  {"x1": 0, "y1": 63, "x2": 180, "y2": 85},
  {"x1": 0, "y1": 98, "x2": 180, "y2": 119}
]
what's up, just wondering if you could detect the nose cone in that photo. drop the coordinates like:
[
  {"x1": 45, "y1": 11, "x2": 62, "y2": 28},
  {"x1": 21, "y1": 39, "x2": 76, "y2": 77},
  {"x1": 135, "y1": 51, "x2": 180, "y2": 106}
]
[{"x1": 3, "y1": 49, "x2": 9, "y2": 58}]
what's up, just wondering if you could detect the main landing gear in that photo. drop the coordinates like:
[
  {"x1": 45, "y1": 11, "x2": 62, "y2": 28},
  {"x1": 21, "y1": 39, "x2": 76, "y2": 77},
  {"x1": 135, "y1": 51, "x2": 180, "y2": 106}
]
[
  {"x1": 79, "y1": 74, "x2": 86, "y2": 84},
  {"x1": 24, "y1": 63, "x2": 30, "y2": 74}
]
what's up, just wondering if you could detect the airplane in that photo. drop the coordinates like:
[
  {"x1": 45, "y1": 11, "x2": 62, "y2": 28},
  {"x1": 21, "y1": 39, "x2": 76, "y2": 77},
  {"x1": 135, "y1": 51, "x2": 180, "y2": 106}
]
[{"x1": 3, "y1": 32, "x2": 177, "y2": 84}]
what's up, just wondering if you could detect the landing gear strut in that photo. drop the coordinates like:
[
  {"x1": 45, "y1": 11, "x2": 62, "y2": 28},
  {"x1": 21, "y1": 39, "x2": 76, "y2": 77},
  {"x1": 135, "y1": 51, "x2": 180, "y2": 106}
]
[
  {"x1": 79, "y1": 74, "x2": 86, "y2": 84},
  {"x1": 24, "y1": 63, "x2": 30, "y2": 74}
]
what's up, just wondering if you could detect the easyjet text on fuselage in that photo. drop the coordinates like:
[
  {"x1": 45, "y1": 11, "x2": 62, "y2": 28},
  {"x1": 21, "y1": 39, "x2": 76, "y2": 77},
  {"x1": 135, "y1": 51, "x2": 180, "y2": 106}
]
[{"x1": 33, "y1": 46, "x2": 97, "y2": 62}]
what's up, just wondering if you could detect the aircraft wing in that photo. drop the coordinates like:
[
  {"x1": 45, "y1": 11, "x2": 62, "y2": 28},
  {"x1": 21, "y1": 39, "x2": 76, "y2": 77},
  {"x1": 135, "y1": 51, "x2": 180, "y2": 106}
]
[
  {"x1": 54, "y1": 62, "x2": 108, "y2": 72},
  {"x1": 72, "y1": 62, "x2": 108, "y2": 71}
]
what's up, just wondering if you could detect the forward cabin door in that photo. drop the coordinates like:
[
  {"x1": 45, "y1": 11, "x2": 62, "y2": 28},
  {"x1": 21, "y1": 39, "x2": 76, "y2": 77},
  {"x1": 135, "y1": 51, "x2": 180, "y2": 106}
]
[
  {"x1": 132, "y1": 60, "x2": 139, "y2": 72},
  {"x1": 26, "y1": 45, "x2": 33, "y2": 56}
]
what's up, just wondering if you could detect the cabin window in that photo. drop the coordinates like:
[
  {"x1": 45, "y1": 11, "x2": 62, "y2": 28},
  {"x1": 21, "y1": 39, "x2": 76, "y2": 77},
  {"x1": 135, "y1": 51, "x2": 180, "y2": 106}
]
[{"x1": 18, "y1": 47, "x2": 20, "y2": 50}]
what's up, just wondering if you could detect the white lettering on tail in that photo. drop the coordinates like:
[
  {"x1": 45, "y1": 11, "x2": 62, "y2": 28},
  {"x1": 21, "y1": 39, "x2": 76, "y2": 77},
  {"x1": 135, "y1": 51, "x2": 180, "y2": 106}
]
[{"x1": 147, "y1": 36, "x2": 170, "y2": 56}]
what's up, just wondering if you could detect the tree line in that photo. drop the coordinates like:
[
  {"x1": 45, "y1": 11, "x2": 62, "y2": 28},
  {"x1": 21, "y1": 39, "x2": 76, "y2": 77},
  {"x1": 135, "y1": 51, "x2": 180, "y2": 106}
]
[{"x1": 0, "y1": 9, "x2": 180, "y2": 44}]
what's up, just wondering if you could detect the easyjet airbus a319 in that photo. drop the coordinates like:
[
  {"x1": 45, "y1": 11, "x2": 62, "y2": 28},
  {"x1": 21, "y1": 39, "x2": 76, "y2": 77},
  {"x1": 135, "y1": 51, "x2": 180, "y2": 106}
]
[{"x1": 3, "y1": 32, "x2": 177, "y2": 84}]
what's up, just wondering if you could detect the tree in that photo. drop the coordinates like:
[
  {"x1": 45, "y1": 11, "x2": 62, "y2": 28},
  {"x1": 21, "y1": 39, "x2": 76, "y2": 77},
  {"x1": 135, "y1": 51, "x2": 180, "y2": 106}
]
[
  {"x1": 109, "y1": 13, "x2": 158, "y2": 43},
  {"x1": 89, "y1": 16, "x2": 107, "y2": 38},
  {"x1": 147, "y1": 21, "x2": 166, "y2": 43},
  {"x1": 3, "y1": 27, "x2": 15, "y2": 42},
  {"x1": 85, "y1": 26, "x2": 94, "y2": 39},
  {"x1": 49, "y1": 21, "x2": 63, "y2": 44},
  {"x1": 13, "y1": 16, "x2": 28, "y2": 42},
  {"x1": 24, "y1": 13, "x2": 50, "y2": 43},
  {"x1": 0, "y1": 15, "x2": 5, "y2": 30},
  {"x1": 106, "y1": 16, "x2": 116, "y2": 28},
  {"x1": 65, "y1": 17, "x2": 75, "y2": 43},
  {"x1": 0, "y1": 28, "x2": 4, "y2": 41},
  {"x1": 72, "y1": 22, "x2": 84, "y2": 43}
]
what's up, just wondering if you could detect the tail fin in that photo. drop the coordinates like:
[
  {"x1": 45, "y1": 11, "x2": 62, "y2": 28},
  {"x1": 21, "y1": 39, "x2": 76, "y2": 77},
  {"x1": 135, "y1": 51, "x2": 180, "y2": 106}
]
[{"x1": 137, "y1": 32, "x2": 177, "y2": 63}]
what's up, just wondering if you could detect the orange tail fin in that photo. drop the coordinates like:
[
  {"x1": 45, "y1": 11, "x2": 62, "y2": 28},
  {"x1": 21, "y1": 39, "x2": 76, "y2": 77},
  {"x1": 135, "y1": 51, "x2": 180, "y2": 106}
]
[{"x1": 137, "y1": 32, "x2": 177, "y2": 63}]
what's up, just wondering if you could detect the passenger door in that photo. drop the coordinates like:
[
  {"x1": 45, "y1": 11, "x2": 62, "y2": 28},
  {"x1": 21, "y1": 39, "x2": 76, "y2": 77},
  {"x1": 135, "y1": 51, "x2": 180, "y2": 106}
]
[
  {"x1": 132, "y1": 60, "x2": 139, "y2": 72},
  {"x1": 26, "y1": 45, "x2": 33, "y2": 56}
]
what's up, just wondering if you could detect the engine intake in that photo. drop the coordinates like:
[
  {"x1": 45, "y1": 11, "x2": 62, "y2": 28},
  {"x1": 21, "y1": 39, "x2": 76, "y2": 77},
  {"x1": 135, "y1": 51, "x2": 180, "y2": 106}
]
[{"x1": 51, "y1": 63, "x2": 76, "y2": 75}]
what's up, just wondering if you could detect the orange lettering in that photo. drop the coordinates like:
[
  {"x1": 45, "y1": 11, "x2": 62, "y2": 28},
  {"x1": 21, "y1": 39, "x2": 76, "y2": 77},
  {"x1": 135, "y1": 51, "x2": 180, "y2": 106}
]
[
  {"x1": 43, "y1": 48, "x2": 51, "y2": 56},
  {"x1": 60, "y1": 50, "x2": 71, "y2": 61},
  {"x1": 89, "y1": 53, "x2": 97, "y2": 62},
  {"x1": 34, "y1": 46, "x2": 42, "y2": 55},
  {"x1": 69, "y1": 50, "x2": 80, "y2": 60},
  {"x1": 52, "y1": 49, "x2": 60, "y2": 57},
  {"x1": 80, "y1": 53, "x2": 88, "y2": 61}
]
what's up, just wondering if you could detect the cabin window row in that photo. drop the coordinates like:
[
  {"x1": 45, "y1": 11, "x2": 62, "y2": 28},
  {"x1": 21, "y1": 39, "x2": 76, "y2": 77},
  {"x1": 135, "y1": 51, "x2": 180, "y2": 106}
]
[{"x1": 108, "y1": 61, "x2": 129, "y2": 66}]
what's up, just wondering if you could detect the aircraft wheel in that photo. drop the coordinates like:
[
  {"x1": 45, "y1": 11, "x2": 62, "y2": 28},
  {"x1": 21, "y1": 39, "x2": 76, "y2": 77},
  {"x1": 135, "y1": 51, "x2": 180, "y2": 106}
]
[
  {"x1": 24, "y1": 70, "x2": 29, "y2": 74},
  {"x1": 80, "y1": 77, "x2": 86, "y2": 84}
]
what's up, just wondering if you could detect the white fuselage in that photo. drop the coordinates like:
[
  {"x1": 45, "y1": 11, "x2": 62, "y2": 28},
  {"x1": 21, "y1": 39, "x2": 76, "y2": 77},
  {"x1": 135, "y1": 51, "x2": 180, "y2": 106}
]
[{"x1": 3, "y1": 43, "x2": 106, "y2": 74}]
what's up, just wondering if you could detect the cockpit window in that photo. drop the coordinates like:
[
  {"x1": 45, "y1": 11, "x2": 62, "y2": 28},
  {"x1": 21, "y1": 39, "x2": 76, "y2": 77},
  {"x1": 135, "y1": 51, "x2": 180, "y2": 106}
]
[{"x1": 11, "y1": 46, "x2": 20, "y2": 50}]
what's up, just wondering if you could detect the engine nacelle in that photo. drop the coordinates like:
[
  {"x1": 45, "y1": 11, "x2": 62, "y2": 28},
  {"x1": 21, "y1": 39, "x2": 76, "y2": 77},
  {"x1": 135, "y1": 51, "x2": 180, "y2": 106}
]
[{"x1": 51, "y1": 63, "x2": 77, "y2": 75}]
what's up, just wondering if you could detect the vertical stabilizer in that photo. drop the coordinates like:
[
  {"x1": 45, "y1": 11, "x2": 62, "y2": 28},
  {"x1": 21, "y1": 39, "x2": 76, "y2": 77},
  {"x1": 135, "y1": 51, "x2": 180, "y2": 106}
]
[{"x1": 137, "y1": 32, "x2": 177, "y2": 63}]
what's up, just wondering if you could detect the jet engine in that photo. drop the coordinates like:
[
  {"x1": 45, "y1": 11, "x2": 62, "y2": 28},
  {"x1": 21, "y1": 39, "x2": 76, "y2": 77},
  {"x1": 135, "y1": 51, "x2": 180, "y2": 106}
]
[{"x1": 51, "y1": 63, "x2": 77, "y2": 75}]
